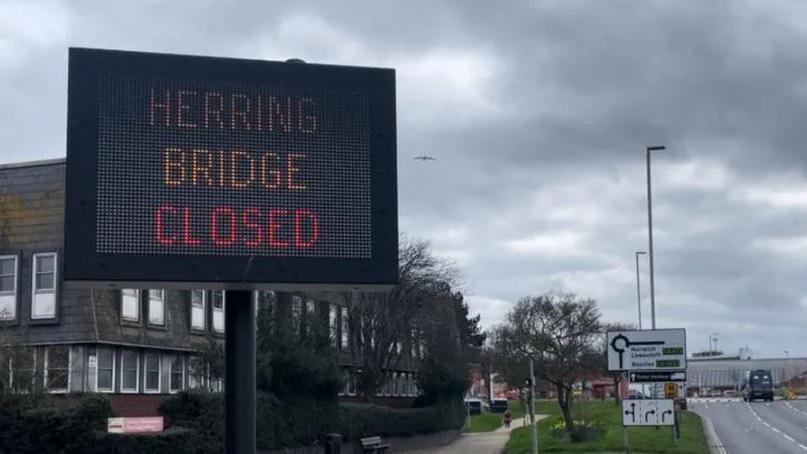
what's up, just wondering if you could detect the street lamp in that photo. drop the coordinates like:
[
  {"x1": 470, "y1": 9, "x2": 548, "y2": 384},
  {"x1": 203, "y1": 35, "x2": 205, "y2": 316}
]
[
  {"x1": 709, "y1": 333, "x2": 720, "y2": 356},
  {"x1": 635, "y1": 251, "x2": 647, "y2": 330},
  {"x1": 646, "y1": 145, "x2": 666, "y2": 330}
]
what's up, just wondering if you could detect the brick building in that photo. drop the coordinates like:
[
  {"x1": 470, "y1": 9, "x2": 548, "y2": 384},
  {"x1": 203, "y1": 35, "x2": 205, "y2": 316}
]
[{"x1": 0, "y1": 158, "x2": 420, "y2": 414}]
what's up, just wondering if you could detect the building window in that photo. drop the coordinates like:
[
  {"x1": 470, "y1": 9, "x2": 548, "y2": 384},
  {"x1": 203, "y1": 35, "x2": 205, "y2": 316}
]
[
  {"x1": 121, "y1": 289, "x2": 140, "y2": 322},
  {"x1": 0, "y1": 255, "x2": 18, "y2": 320},
  {"x1": 45, "y1": 346, "x2": 70, "y2": 393},
  {"x1": 121, "y1": 350, "x2": 139, "y2": 393},
  {"x1": 291, "y1": 296, "x2": 302, "y2": 334},
  {"x1": 144, "y1": 352, "x2": 160, "y2": 393},
  {"x1": 328, "y1": 304, "x2": 338, "y2": 346},
  {"x1": 11, "y1": 350, "x2": 35, "y2": 393},
  {"x1": 148, "y1": 290, "x2": 165, "y2": 326},
  {"x1": 340, "y1": 307, "x2": 349, "y2": 349},
  {"x1": 304, "y1": 299, "x2": 315, "y2": 335},
  {"x1": 31, "y1": 252, "x2": 57, "y2": 319},
  {"x1": 410, "y1": 327, "x2": 419, "y2": 358},
  {"x1": 212, "y1": 291, "x2": 225, "y2": 333},
  {"x1": 170, "y1": 355, "x2": 184, "y2": 393},
  {"x1": 187, "y1": 356, "x2": 201, "y2": 389},
  {"x1": 392, "y1": 372, "x2": 398, "y2": 397},
  {"x1": 191, "y1": 290, "x2": 206, "y2": 331},
  {"x1": 347, "y1": 370, "x2": 357, "y2": 396},
  {"x1": 96, "y1": 347, "x2": 115, "y2": 392}
]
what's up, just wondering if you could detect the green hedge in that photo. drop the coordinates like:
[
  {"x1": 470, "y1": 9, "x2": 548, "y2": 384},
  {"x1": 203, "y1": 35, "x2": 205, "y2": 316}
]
[
  {"x1": 92, "y1": 427, "x2": 200, "y2": 454},
  {"x1": 338, "y1": 400, "x2": 465, "y2": 439},
  {"x1": 159, "y1": 391, "x2": 464, "y2": 450},
  {"x1": 0, "y1": 393, "x2": 114, "y2": 453}
]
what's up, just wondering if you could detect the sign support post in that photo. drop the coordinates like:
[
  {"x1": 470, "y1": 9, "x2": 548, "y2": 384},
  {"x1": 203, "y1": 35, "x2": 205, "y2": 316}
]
[{"x1": 225, "y1": 290, "x2": 256, "y2": 454}]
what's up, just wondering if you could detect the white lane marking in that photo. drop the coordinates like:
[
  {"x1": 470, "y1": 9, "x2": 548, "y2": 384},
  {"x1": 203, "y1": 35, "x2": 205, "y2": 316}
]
[
  {"x1": 746, "y1": 400, "x2": 807, "y2": 450},
  {"x1": 701, "y1": 414, "x2": 728, "y2": 454},
  {"x1": 704, "y1": 403, "x2": 709, "y2": 409}
]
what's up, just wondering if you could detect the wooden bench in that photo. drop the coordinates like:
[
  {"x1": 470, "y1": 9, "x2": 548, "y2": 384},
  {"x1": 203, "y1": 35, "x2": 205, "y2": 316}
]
[{"x1": 360, "y1": 436, "x2": 390, "y2": 453}]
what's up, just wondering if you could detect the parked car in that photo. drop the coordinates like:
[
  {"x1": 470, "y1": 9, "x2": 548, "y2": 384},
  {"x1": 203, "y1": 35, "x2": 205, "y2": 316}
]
[
  {"x1": 464, "y1": 398, "x2": 483, "y2": 415},
  {"x1": 490, "y1": 398, "x2": 509, "y2": 413}
]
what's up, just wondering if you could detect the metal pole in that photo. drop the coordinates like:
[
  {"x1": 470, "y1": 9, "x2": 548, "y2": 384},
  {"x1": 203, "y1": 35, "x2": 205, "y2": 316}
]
[
  {"x1": 225, "y1": 290, "x2": 257, "y2": 454},
  {"x1": 646, "y1": 148, "x2": 656, "y2": 330},
  {"x1": 530, "y1": 357, "x2": 538, "y2": 454},
  {"x1": 635, "y1": 252, "x2": 644, "y2": 330}
]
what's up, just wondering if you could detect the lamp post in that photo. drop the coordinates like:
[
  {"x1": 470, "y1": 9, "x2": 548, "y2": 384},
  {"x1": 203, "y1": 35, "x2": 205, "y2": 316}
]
[
  {"x1": 709, "y1": 333, "x2": 720, "y2": 356},
  {"x1": 635, "y1": 251, "x2": 647, "y2": 330},
  {"x1": 646, "y1": 145, "x2": 666, "y2": 329}
]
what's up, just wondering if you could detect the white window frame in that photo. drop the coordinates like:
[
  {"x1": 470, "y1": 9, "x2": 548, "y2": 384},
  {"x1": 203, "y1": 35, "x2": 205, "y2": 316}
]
[
  {"x1": 95, "y1": 346, "x2": 115, "y2": 393},
  {"x1": 305, "y1": 299, "x2": 315, "y2": 335},
  {"x1": 121, "y1": 289, "x2": 140, "y2": 322},
  {"x1": 191, "y1": 290, "x2": 207, "y2": 331},
  {"x1": 120, "y1": 350, "x2": 140, "y2": 393},
  {"x1": 212, "y1": 291, "x2": 225, "y2": 333},
  {"x1": 340, "y1": 307, "x2": 349, "y2": 349},
  {"x1": 328, "y1": 304, "x2": 338, "y2": 346},
  {"x1": 0, "y1": 255, "x2": 18, "y2": 321},
  {"x1": 291, "y1": 296, "x2": 302, "y2": 333},
  {"x1": 169, "y1": 355, "x2": 184, "y2": 394},
  {"x1": 31, "y1": 252, "x2": 57, "y2": 320},
  {"x1": 148, "y1": 289, "x2": 165, "y2": 326},
  {"x1": 143, "y1": 351, "x2": 161, "y2": 394},
  {"x1": 44, "y1": 346, "x2": 71, "y2": 394}
]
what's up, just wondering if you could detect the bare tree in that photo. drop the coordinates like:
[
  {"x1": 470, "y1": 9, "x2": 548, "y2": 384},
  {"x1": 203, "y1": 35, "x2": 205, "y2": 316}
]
[
  {"x1": 491, "y1": 292, "x2": 601, "y2": 438},
  {"x1": 345, "y1": 238, "x2": 459, "y2": 400}
]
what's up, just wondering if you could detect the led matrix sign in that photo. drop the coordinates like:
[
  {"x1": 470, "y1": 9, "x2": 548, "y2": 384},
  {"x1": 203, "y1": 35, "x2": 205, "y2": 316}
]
[{"x1": 65, "y1": 48, "x2": 397, "y2": 289}]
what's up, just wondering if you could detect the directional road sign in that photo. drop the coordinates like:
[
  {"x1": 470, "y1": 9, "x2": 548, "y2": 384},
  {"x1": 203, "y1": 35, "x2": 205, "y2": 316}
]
[
  {"x1": 607, "y1": 329, "x2": 686, "y2": 371},
  {"x1": 628, "y1": 371, "x2": 687, "y2": 383},
  {"x1": 622, "y1": 399, "x2": 675, "y2": 426}
]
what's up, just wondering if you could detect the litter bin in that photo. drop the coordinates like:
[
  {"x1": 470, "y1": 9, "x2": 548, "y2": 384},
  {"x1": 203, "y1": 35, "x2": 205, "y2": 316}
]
[{"x1": 324, "y1": 433, "x2": 342, "y2": 454}]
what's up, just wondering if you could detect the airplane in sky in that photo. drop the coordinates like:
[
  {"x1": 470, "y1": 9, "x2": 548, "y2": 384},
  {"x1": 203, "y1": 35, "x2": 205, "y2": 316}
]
[{"x1": 413, "y1": 155, "x2": 437, "y2": 161}]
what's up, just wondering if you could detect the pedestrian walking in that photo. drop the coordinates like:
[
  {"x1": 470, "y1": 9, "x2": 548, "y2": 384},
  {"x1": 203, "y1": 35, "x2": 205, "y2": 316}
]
[{"x1": 502, "y1": 409, "x2": 512, "y2": 429}]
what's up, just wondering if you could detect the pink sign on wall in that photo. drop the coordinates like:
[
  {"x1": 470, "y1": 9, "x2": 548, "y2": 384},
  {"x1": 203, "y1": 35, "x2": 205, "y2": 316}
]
[{"x1": 107, "y1": 417, "x2": 164, "y2": 434}]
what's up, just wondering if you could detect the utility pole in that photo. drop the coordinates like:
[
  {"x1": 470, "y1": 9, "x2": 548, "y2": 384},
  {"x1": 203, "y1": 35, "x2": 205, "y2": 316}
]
[{"x1": 530, "y1": 357, "x2": 538, "y2": 454}]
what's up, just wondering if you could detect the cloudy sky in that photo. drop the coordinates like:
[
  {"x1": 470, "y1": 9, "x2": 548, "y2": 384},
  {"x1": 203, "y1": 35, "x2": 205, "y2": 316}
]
[{"x1": 4, "y1": 0, "x2": 807, "y2": 358}]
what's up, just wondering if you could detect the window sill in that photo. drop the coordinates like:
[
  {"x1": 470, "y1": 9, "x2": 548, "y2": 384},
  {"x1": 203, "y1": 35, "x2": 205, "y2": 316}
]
[
  {"x1": 146, "y1": 323, "x2": 168, "y2": 331},
  {"x1": 120, "y1": 319, "x2": 142, "y2": 328},
  {"x1": 29, "y1": 317, "x2": 58, "y2": 326},
  {"x1": 120, "y1": 389, "x2": 139, "y2": 394}
]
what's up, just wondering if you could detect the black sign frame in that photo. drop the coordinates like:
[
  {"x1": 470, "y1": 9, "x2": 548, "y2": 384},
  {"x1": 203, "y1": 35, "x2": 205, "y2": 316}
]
[
  {"x1": 628, "y1": 371, "x2": 687, "y2": 383},
  {"x1": 65, "y1": 48, "x2": 398, "y2": 290}
]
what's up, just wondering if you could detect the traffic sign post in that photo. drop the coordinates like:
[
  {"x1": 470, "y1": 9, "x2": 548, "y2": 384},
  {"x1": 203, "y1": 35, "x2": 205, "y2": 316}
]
[
  {"x1": 64, "y1": 48, "x2": 399, "y2": 454},
  {"x1": 622, "y1": 399, "x2": 675, "y2": 426},
  {"x1": 607, "y1": 329, "x2": 686, "y2": 372}
]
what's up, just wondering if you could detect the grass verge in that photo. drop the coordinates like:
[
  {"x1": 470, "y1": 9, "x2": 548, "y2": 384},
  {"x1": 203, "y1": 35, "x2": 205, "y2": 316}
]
[
  {"x1": 505, "y1": 400, "x2": 709, "y2": 453},
  {"x1": 466, "y1": 400, "x2": 527, "y2": 432}
]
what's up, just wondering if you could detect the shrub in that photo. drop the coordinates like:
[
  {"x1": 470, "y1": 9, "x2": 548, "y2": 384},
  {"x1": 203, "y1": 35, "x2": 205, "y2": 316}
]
[
  {"x1": 338, "y1": 400, "x2": 465, "y2": 440},
  {"x1": 92, "y1": 427, "x2": 199, "y2": 454},
  {"x1": 160, "y1": 391, "x2": 463, "y2": 449},
  {"x1": 159, "y1": 391, "x2": 223, "y2": 454},
  {"x1": 4, "y1": 393, "x2": 114, "y2": 453}
]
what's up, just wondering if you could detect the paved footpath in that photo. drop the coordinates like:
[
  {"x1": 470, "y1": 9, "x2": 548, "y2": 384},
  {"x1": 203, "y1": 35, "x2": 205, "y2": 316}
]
[{"x1": 402, "y1": 416, "x2": 546, "y2": 454}]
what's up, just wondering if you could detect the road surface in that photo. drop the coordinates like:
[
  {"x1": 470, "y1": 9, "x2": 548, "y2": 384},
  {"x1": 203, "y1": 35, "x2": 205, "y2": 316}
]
[{"x1": 690, "y1": 397, "x2": 807, "y2": 454}]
